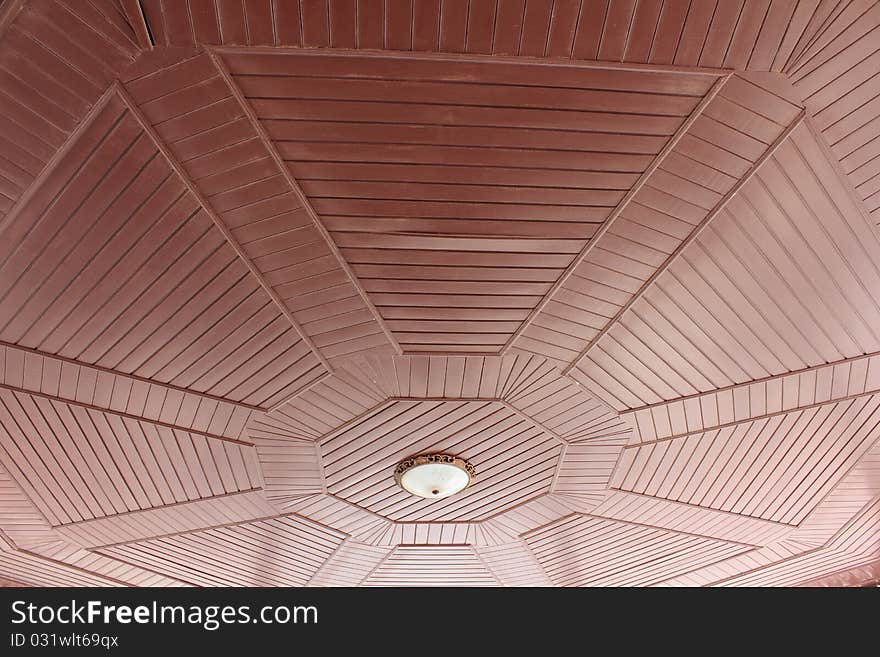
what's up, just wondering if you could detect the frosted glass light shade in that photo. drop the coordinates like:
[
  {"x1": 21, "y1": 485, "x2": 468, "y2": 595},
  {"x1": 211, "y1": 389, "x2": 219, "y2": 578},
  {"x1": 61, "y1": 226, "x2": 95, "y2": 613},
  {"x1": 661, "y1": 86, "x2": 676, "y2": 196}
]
[{"x1": 394, "y1": 454, "x2": 475, "y2": 499}]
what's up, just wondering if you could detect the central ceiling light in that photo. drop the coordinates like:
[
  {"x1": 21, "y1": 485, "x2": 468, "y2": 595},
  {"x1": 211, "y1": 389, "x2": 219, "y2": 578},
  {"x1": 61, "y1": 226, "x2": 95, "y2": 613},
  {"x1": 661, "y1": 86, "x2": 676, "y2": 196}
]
[{"x1": 394, "y1": 453, "x2": 475, "y2": 499}]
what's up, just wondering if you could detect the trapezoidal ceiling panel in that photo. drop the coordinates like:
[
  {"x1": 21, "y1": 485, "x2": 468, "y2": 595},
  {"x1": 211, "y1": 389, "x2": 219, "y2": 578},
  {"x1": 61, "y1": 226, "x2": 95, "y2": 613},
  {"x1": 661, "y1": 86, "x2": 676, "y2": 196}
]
[{"x1": 220, "y1": 49, "x2": 720, "y2": 353}]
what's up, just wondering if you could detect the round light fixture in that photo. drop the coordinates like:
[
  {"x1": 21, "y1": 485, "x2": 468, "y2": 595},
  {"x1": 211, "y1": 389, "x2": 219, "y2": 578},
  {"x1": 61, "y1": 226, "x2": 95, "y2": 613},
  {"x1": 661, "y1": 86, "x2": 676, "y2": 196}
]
[{"x1": 393, "y1": 453, "x2": 475, "y2": 499}]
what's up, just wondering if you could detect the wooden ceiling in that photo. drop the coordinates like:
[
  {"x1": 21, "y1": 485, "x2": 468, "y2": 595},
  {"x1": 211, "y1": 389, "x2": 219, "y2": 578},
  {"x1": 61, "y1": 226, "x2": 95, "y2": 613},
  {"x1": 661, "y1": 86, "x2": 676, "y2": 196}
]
[{"x1": 0, "y1": 0, "x2": 878, "y2": 587}]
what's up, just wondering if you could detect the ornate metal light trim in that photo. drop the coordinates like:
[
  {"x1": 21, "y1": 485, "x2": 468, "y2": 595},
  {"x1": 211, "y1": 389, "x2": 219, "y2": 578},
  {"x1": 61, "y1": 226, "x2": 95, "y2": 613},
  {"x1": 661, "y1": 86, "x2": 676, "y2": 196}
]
[{"x1": 393, "y1": 453, "x2": 475, "y2": 499}]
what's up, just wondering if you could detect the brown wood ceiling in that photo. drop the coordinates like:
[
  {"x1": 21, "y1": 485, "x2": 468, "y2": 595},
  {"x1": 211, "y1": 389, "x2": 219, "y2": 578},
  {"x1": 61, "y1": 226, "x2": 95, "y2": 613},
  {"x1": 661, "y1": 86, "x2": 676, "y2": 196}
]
[{"x1": 0, "y1": 0, "x2": 879, "y2": 587}]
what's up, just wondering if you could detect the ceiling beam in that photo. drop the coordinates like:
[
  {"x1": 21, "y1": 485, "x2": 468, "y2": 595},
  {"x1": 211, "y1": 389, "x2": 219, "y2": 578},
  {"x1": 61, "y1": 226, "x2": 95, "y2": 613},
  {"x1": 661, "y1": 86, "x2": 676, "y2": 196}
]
[
  {"x1": 501, "y1": 73, "x2": 734, "y2": 356},
  {"x1": 205, "y1": 47, "x2": 402, "y2": 357},
  {"x1": 625, "y1": 349, "x2": 880, "y2": 444},
  {"x1": 113, "y1": 82, "x2": 335, "y2": 375},
  {"x1": 562, "y1": 109, "x2": 807, "y2": 377}
]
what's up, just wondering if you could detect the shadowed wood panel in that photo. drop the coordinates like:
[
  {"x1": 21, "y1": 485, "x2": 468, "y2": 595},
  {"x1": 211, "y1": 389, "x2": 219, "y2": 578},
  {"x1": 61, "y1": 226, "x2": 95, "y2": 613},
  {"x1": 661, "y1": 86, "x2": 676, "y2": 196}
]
[
  {"x1": 223, "y1": 50, "x2": 715, "y2": 352},
  {"x1": 0, "y1": 389, "x2": 263, "y2": 526},
  {"x1": 0, "y1": 0, "x2": 137, "y2": 224},
  {"x1": 55, "y1": 489, "x2": 278, "y2": 548},
  {"x1": 321, "y1": 400, "x2": 562, "y2": 521},
  {"x1": 515, "y1": 73, "x2": 803, "y2": 371},
  {"x1": 123, "y1": 50, "x2": 395, "y2": 364},
  {"x1": 136, "y1": 0, "x2": 815, "y2": 72},
  {"x1": 613, "y1": 395, "x2": 880, "y2": 525},
  {"x1": 0, "y1": 95, "x2": 323, "y2": 408},
  {"x1": 99, "y1": 514, "x2": 346, "y2": 586},
  {"x1": 525, "y1": 514, "x2": 750, "y2": 586},
  {"x1": 573, "y1": 121, "x2": 880, "y2": 410},
  {"x1": 363, "y1": 545, "x2": 497, "y2": 586}
]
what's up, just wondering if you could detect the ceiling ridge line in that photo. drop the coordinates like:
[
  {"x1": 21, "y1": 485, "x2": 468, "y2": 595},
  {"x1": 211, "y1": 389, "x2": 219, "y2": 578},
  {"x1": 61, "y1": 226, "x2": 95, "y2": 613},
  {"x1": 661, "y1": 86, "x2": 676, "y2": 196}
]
[
  {"x1": 304, "y1": 536, "x2": 350, "y2": 586},
  {"x1": 623, "y1": 348, "x2": 880, "y2": 415},
  {"x1": 499, "y1": 400, "x2": 566, "y2": 444},
  {"x1": 0, "y1": 461, "x2": 60, "y2": 549},
  {"x1": 469, "y1": 543, "x2": 505, "y2": 586},
  {"x1": 562, "y1": 108, "x2": 808, "y2": 378},
  {"x1": 81, "y1": 507, "x2": 294, "y2": 550},
  {"x1": 17, "y1": 545, "x2": 132, "y2": 587},
  {"x1": 0, "y1": 339, "x2": 264, "y2": 412},
  {"x1": 119, "y1": 0, "x2": 154, "y2": 50},
  {"x1": 25, "y1": 537, "x2": 192, "y2": 586},
  {"x1": 266, "y1": 369, "x2": 333, "y2": 414},
  {"x1": 357, "y1": 544, "x2": 395, "y2": 586},
  {"x1": 208, "y1": 44, "x2": 734, "y2": 77},
  {"x1": 823, "y1": 490, "x2": 880, "y2": 551},
  {"x1": 548, "y1": 442, "x2": 568, "y2": 493},
  {"x1": 576, "y1": 511, "x2": 760, "y2": 548},
  {"x1": 112, "y1": 81, "x2": 335, "y2": 376},
  {"x1": 697, "y1": 544, "x2": 826, "y2": 587},
  {"x1": 91, "y1": 548, "x2": 201, "y2": 587},
  {"x1": 781, "y1": 1, "x2": 852, "y2": 76},
  {"x1": 0, "y1": 381, "x2": 254, "y2": 447},
  {"x1": 203, "y1": 46, "x2": 403, "y2": 358},
  {"x1": 499, "y1": 73, "x2": 734, "y2": 358},
  {"x1": 621, "y1": 386, "x2": 880, "y2": 448},
  {"x1": 601, "y1": 489, "x2": 801, "y2": 531},
  {"x1": 0, "y1": 82, "x2": 119, "y2": 237},
  {"x1": 787, "y1": 442, "x2": 880, "y2": 545},
  {"x1": 795, "y1": 559, "x2": 880, "y2": 587},
  {"x1": 52, "y1": 488, "x2": 266, "y2": 530}
]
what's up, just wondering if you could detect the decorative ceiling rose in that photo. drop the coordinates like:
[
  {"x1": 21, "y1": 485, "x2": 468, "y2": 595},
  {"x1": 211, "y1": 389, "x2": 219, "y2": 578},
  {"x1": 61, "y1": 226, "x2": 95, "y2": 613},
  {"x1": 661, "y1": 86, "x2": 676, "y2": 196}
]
[{"x1": 393, "y1": 453, "x2": 475, "y2": 499}]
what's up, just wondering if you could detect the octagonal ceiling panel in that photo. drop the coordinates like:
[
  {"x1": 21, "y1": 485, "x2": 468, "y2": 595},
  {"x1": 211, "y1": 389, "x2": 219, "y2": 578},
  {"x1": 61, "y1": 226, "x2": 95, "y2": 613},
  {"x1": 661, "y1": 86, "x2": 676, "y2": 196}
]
[
  {"x1": 321, "y1": 399, "x2": 562, "y2": 521},
  {"x1": 221, "y1": 50, "x2": 718, "y2": 353},
  {"x1": 2, "y1": 0, "x2": 880, "y2": 588}
]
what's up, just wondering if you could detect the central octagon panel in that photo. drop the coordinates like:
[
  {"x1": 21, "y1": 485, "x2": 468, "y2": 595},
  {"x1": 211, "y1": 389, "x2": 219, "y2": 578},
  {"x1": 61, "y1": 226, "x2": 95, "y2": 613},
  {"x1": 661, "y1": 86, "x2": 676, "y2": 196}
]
[{"x1": 320, "y1": 399, "x2": 563, "y2": 522}]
